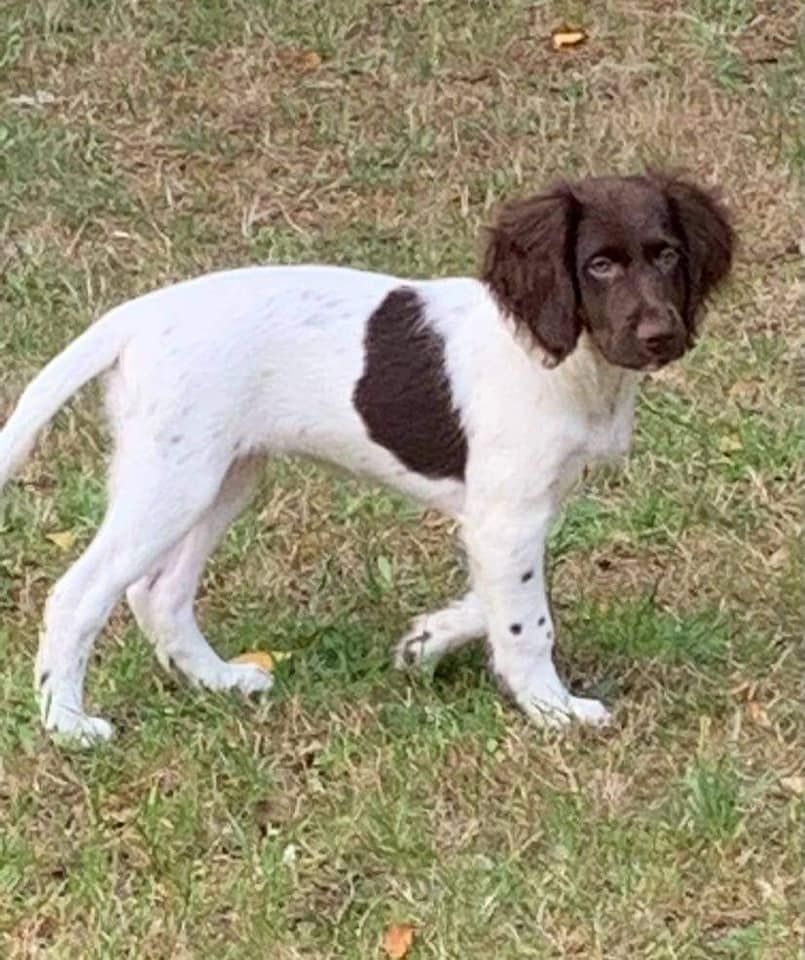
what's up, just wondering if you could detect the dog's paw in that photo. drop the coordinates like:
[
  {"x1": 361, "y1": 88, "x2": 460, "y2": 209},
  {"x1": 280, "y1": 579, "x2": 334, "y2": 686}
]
[
  {"x1": 567, "y1": 695, "x2": 612, "y2": 727},
  {"x1": 393, "y1": 620, "x2": 443, "y2": 670},
  {"x1": 515, "y1": 685, "x2": 612, "y2": 730},
  {"x1": 44, "y1": 705, "x2": 115, "y2": 745},
  {"x1": 194, "y1": 661, "x2": 274, "y2": 696}
]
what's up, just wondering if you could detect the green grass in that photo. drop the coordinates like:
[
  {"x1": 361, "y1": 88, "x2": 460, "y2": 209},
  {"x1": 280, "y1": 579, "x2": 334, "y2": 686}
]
[{"x1": 1, "y1": 0, "x2": 803, "y2": 957}]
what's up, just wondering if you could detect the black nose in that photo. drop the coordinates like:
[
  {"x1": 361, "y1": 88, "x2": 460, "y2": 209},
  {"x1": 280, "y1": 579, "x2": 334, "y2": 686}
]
[{"x1": 637, "y1": 317, "x2": 677, "y2": 354}]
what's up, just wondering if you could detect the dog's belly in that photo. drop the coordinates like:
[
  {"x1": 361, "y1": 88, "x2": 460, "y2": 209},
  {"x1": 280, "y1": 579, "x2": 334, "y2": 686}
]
[{"x1": 276, "y1": 419, "x2": 468, "y2": 517}]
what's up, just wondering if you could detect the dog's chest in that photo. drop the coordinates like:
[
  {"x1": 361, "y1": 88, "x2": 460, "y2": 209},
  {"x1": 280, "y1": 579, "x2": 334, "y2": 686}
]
[
  {"x1": 585, "y1": 393, "x2": 637, "y2": 461},
  {"x1": 560, "y1": 372, "x2": 639, "y2": 473}
]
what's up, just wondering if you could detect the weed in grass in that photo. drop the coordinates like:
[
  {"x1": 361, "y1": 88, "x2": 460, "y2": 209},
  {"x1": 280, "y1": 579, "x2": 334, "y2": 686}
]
[{"x1": 682, "y1": 755, "x2": 745, "y2": 842}]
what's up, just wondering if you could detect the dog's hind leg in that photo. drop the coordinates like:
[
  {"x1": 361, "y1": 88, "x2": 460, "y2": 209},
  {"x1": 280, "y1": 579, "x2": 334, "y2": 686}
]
[
  {"x1": 393, "y1": 591, "x2": 485, "y2": 669},
  {"x1": 36, "y1": 448, "x2": 233, "y2": 744},
  {"x1": 126, "y1": 457, "x2": 271, "y2": 694}
]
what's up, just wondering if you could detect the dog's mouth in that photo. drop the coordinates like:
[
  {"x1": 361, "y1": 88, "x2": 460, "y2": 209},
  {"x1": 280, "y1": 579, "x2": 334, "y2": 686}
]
[
  {"x1": 588, "y1": 326, "x2": 687, "y2": 372},
  {"x1": 584, "y1": 303, "x2": 689, "y2": 372},
  {"x1": 590, "y1": 338, "x2": 685, "y2": 373}
]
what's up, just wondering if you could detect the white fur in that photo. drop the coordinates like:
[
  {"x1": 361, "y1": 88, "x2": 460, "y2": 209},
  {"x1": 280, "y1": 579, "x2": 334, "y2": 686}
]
[{"x1": 0, "y1": 264, "x2": 640, "y2": 742}]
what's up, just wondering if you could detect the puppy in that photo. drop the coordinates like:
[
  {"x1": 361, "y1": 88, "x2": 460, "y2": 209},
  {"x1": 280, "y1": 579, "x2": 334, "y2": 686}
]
[{"x1": 0, "y1": 171, "x2": 733, "y2": 742}]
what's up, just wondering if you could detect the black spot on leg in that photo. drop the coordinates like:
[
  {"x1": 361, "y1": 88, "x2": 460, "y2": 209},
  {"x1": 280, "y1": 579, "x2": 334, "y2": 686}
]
[
  {"x1": 167, "y1": 656, "x2": 177, "y2": 672},
  {"x1": 521, "y1": 570, "x2": 533, "y2": 583},
  {"x1": 170, "y1": 434, "x2": 183, "y2": 445},
  {"x1": 510, "y1": 623, "x2": 522, "y2": 635},
  {"x1": 353, "y1": 287, "x2": 467, "y2": 481},
  {"x1": 39, "y1": 670, "x2": 50, "y2": 688},
  {"x1": 403, "y1": 647, "x2": 417, "y2": 666},
  {"x1": 537, "y1": 616, "x2": 546, "y2": 626}
]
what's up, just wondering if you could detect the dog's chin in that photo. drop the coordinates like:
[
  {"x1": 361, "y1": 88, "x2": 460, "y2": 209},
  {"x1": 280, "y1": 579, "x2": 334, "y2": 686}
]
[
  {"x1": 642, "y1": 345, "x2": 688, "y2": 372},
  {"x1": 594, "y1": 346, "x2": 660, "y2": 373},
  {"x1": 597, "y1": 343, "x2": 686, "y2": 373}
]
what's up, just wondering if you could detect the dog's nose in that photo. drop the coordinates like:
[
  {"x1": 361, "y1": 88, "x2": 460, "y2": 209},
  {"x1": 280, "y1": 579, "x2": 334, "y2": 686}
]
[{"x1": 637, "y1": 316, "x2": 677, "y2": 355}]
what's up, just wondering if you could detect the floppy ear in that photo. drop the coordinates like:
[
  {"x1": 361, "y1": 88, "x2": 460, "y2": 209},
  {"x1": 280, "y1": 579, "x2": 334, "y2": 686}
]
[
  {"x1": 658, "y1": 175, "x2": 734, "y2": 326},
  {"x1": 481, "y1": 187, "x2": 581, "y2": 365}
]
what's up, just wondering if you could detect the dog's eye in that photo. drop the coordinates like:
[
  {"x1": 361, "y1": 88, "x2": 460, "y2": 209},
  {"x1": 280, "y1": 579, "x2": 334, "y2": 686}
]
[
  {"x1": 656, "y1": 247, "x2": 680, "y2": 272},
  {"x1": 587, "y1": 256, "x2": 620, "y2": 280}
]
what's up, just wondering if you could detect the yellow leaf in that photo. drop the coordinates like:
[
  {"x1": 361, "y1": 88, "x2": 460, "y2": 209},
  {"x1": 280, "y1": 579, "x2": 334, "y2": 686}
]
[
  {"x1": 230, "y1": 651, "x2": 276, "y2": 672},
  {"x1": 383, "y1": 923, "x2": 415, "y2": 959},
  {"x1": 717, "y1": 433, "x2": 743, "y2": 453},
  {"x1": 728, "y1": 378, "x2": 761, "y2": 401},
  {"x1": 551, "y1": 28, "x2": 588, "y2": 50},
  {"x1": 746, "y1": 700, "x2": 771, "y2": 728},
  {"x1": 780, "y1": 775, "x2": 805, "y2": 796},
  {"x1": 46, "y1": 530, "x2": 77, "y2": 551},
  {"x1": 299, "y1": 50, "x2": 321, "y2": 72}
]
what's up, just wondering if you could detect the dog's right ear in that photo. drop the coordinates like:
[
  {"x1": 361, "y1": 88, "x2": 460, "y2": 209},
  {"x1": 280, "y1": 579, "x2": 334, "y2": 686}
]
[{"x1": 481, "y1": 187, "x2": 581, "y2": 365}]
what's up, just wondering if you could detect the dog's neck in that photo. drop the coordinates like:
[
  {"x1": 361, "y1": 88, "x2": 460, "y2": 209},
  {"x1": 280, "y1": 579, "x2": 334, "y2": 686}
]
[{"x1": 554, "y1": 331, "x2": 642, "y2": 418}]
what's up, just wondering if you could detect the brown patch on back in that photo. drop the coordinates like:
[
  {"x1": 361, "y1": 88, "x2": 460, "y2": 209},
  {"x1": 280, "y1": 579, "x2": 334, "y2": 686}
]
[{"x1": 353, "y1": 287, "x2": 467, "y2": 481}]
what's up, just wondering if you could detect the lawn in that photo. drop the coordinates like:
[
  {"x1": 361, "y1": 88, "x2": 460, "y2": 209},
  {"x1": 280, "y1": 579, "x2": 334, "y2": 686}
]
[{"x1": 0, "y1": 1, "x2": 802, "y2": 957}]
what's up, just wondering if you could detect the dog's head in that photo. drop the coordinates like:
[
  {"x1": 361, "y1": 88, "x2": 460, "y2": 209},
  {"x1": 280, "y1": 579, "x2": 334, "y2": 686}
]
[{"x1": 481, "y1": 171, "x2": 734, "y2": 370}]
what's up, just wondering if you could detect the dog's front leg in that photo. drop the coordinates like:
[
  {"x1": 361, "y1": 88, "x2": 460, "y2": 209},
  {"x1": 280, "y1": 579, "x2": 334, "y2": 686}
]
[{"x1": 462, "y1": 502, "x2": 610, "y2": 728}]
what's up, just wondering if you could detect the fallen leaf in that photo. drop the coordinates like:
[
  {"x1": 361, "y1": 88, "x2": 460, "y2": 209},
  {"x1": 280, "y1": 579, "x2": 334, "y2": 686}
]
[
  {"x1": 277, "y1": 47, "x2": 323, "y2": 73},
  {"x1": 728, "y1": 378, "x2": 762, "y2": 402},
  {"x1": 383, "y1": 923, "x2": 415, "y2": 959},
  {"x1": 746, "y1": 700, "x2": 771, "y2": 727},
  {"x1": 299, "y1": 50, "x2": 322, "y2": 72},
  {"x1": 780, "y1": 775, "x2": 805, "y2": 796},
  {"x1": 46, "y1": 530, "x2": 77, "y2": 551},
  {"x1": 717, "y1": 433, "x2": 743, "y2": 454},
  {"x1": 230, "y1": 651, "x2": 276, "y2": 672},
  {"x1": 767, "y1": 546, "x2": 789, "y2": 569},
  {"x1": 551, "y1": 28, "x2": 587, "y2": 50}
]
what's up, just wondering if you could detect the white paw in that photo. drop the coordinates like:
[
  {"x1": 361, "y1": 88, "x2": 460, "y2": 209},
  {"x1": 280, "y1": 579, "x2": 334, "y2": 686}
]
[
  {"x1": 521, "y1": 696, "x2": 574, "y2": 729},
  {"x1": 44, "y1": 704, "x2": 115, "y2": 745},
  {"x1": 568, "y1": 695, "x2": 612, "y2": 727},
  {"x1": 517, "y1": 688, "x2": 611, "y2": 729},
  {"x1": 194, "y1": 661, "x2": 274, "y2": 696}
]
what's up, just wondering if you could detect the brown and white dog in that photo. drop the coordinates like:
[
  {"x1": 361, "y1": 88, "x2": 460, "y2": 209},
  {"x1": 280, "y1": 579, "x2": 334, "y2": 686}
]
[{"x1": 0, "y1": 171, "x2": 734, "y2": 743}]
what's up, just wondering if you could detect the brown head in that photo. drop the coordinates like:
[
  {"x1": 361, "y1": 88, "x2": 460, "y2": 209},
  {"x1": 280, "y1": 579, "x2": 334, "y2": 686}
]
[{"x1": 481, "y1": 172, "x2": 734, "y2": 370}]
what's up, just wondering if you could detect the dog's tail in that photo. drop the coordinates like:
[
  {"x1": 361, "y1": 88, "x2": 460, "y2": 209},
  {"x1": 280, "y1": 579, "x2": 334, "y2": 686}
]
[{"x1": 0, "y1": 308, "x2": 134, "y2": 491}]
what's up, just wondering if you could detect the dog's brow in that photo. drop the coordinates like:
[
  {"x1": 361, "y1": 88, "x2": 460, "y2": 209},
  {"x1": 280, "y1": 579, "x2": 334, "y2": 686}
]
[
  {"x1": 642, "y1": 237, "x2": 681, "y2": 254},
  {"x1": 586, "y1": 244, "x2": 628, "y2": 263}
]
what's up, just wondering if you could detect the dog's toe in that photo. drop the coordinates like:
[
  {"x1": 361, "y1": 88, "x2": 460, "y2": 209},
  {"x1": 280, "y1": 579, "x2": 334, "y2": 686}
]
[
  {"x1": 518, "y1": 689, "x2": 611, "y2": 730},
  {"x1": 522, "y1": 699, "x2": 574, "y2": 729},
  {"x1": 393, "y1": 628, "x2": 434, "y2": 670},
  {"x1": 199, "y1": 662, "x2": 274, "y2": 696},
  {"x1": 568, "y1": 695, "x2": 612, "y2": 726},
  {"x1": 45, "y1": 706, "x2": 115, "y2": 745}
]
